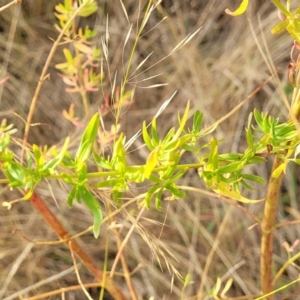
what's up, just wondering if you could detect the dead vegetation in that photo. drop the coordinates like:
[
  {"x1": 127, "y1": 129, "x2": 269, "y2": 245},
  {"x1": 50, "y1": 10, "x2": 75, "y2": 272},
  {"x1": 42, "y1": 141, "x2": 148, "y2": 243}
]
[{"x1": 0, "y1": 0, "x2": 299, "y2": 299}]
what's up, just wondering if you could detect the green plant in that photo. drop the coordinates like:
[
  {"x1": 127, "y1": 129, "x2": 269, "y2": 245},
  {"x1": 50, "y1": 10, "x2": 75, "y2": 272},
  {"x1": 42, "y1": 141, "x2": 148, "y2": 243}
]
[{"x1": 1, "y1": 0, "x2": 300, "y2": 299}]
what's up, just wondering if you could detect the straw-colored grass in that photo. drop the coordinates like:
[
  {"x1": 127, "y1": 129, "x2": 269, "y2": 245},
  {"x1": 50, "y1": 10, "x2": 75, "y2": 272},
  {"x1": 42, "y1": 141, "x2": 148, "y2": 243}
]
[{"x1": 0, "y1": 0, "x2": 299, "y2": 299}]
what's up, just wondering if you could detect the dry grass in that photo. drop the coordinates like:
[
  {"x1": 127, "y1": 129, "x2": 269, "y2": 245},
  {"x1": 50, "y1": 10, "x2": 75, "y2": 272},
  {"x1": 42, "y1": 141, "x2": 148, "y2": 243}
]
[{"x1": 0, "y1": 0, "x2": 299, "y2": 299}]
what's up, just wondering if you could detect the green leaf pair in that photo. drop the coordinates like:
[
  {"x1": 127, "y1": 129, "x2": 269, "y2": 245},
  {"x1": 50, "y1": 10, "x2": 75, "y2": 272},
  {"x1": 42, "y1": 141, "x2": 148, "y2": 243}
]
[{"x1": 68, "y1": 186, "x2": 102, "y2": 238}]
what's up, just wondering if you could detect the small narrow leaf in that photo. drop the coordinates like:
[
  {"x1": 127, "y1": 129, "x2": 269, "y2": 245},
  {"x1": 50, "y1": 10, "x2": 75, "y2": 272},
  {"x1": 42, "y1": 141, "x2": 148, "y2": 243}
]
[
  {"x1": 213, "y1": 181, "x2": 263, "y2": 203},
  {"x1": 192, "y1": 110, "x2": 203, "y2": 133},
  {"x1": 181, "y1": 144, "x2": 195, "y2": 152},
  {"x1": 63, "y1": 48, "x2": 74, "y2": 64},
  {"x1": 246, "y1": 128, "x2": 254, "y2": 150},
  {"x1": 225, "y1": 0, "x2": 249, "y2": 16},
  {"x1": 174, "y1": 101, "x2": 190, "y2": 140},
  {"x1": 272, "y1": 161, "x2": 288, "y2": 178},
  {"x1": 163, "y1": 127, "x2": 176, "y2": 144},
  {"x1": 218, "y1": 161, "x2": 244, "y2": 174},
  {"x1": 166, "y1": 184, "x2": 185, "y2": 198},
  {"x1": 93, "y1": 152, "x2": 112, "y2": 169},
  {"x1": 164, "y1": 135, "x2": 191, "y2": 151},
  {"x1": 242, "y1": 174, "x2": 266, "y2": 184},
  {"x1": 79, "y1": 187, "x2": 102, "y2": 238},
  {"x1": 142, "y1": 121, "x2": 155, "y2": 150},
  {"x1": 208, "y1": 137, "x2": 219, "y2": 171},
  {"x1": 151, "y1": 118, "x2": 159, "y2": 145},
  {"x1": 43, "y1": 137, "x2": 70, "y2": 171},
  {"x1": 112, "y1": 134, "x2": 126, "y2": 173},
  {"x1": 145, "y1": 147, "x2": 159, "y2": 179},
  {"x1": 33, "y1": 144, "x2": 43, "y2": 169},
  {"x1": 145, "y1": 185, "x2": 159, "y2": 209},
  {"x1": 112, "y1": 188, "x2": 123, "y2": 204},
  {"x1": 240, "y1": 179, "x2": 255, "y2": 190},
  {"x1": 271, "y1": 19, "x2": 289, "y2": 35},
  {"x1": 183, "y1": 274, "x2": 192, "y2": 288},
  {"x1": 167, "y1": 169, "x2": 187, "y2": 183},
  {"x1": 78, "y1": 3, "x2": 98, "y2": 17},
  {"x1": 155, "y1": 188, "x2": 163, "y2": 211},
  {"x1": 253, "y1": 109, "x2": 263, "y2": 128},
  {"x1": 67, "y1": 187, "x2": 77, "y2": 207},
  {"x1": 6, "y1": 163, "x2": 26, "y2": 183},
  {"x1": 76, "y1": 113, "x2": 99, "y2": 162}
]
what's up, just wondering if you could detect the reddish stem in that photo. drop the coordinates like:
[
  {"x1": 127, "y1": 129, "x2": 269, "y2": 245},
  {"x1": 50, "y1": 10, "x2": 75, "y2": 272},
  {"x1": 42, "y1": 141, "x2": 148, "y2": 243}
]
[{"x1": 30, "y1": 192, "x2": 128, "y2": 300}]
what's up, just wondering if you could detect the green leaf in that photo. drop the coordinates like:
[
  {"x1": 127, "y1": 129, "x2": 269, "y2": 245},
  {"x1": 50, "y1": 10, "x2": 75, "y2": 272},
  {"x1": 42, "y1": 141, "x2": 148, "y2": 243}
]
[
  {"x1": 163, "y1": 127, "x2": 176, "y2": 144},
  {"x1": 63, "y1": 48, "x2": 74, "y2": 65},
  {"x1": 0, "y1": 152, "x2": 13, "y2": 163},
  {"x1": 181, "y1": 143, "x2": 196, "y2": 152},
  {"x1": 145, "y1": 185, "x2": 159, "y2": 209},
  {"x1": 55, "y1": 3, "x2": 69, "y2": 14},
  {"x1": 142, "y1": 121, "x2": 155, "y2": 150},
  {"x1": 93, "y1": 152, "x2": 112, "y2": 169},
  {"x1": 167, "y1": 169, "x2": 188, "y2": 184},
  {"x1": 126, "y1": 167, "x2": 145, "y2": 183},
  {"x1": 43, "y1": 137, "x2": 70, "y2": 172},
  {"x1": 219, "y1": 153, "x2": 243, "y2": 162},
  {"x1": 0, "y1": 132, "x2": 10, "y2": 152},
  {"x1": 218, "y1": 161, "x2": 244, "y2": 174},
  {"x1": 23, "y1": 189, "x2": 34, "y2": 200},
  {"x1": 207, "y1": 137, "x2": 219, "y2": 171},
  {"x1": 95, "y1": 178, "x2": 123, "y2": 188},
  {"x1": 241, "y1": 174, "x2": 266, "y2": 184},
  {"x1": 192, "y1": 110, "x2": 203, "y2": 133},
  {"x1": 67, "y1": 186, "x2": 76, "y2": 207},
  {"x1": 160, "y1": 167, "x2": 177, "y2": 182},
  {"x1": 174, "y1": 101, "x2": 190, "y2": 140},
  {"x1": 79, "y1": 187, "x2": 102, "y2": 238},
  {"x1": 155, "y1": 188, "x2": 163, "y2": 211},
  {"x1": 183, "y1": 274, "x2": 192, "y2": 288},
  {"x1": 272, "y1": 161, "x2": 288, "y2": 178},
  {"x1": 240, "y1": 179, "x2": 255, "y2": 191},
  {"x1": 77, "y1": 163, "x2": 88, "y2": 183},
  {"x1": 262, "y1": 114, "x2": 269, "y2": 132},
  {"x1": 212, "y1": 181, "x2": 263, "y2": 203},
  {"x1": 112, "y1": 134, "x2": 126, "y2": 173},
  {"x1": 26, "y1": 149, "x2": 33, "y2": 170},
  {"x1": 112, "y1": 186, "x2": 123, "y2": 204},
  {"x1": 6, "y1": 162, "x2": 26, "y2": 184},
  {"x1": 200, "y1": 122, "x2": 218, "y2": 137},
  {"x1": 164, "y1": 135, "x2": 191, "y2": 151},
  {"x1": 246, "y1": 126, "x2": 254, "y2": 149},
  {"x1": 272, "y1": 0, "x2": 290, "y2": 17},
  {"x1": 145, "y1": 147, "x2": 159, "y2": 179},
  {"x1": 78, "y1": 1, "x2": 98, "y2": 17},
  {"x1": 225, "y1": 0, "x2": 249, "y2": 16},
  {"x1": 165, "y1": 184, "x2": 185, "y2": 198},
  {"x1": 253, "y1": 109, "x2": 263, "y2": 128},
  {"x1": 33, "y1": 144, "x2": 44, "y2": 169},
  {"x1": 247, "y1": 156, "x2": 266, "y2": 164},
  {"x1": 76, "y1": 113, "x2": 99, "y2": 162},
  {"x1": 151, "y1": 118, "x2": 159, "y2": 145},
  {"x1": 271, "y1": 19, "x2": 289, "y2": 35}
]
